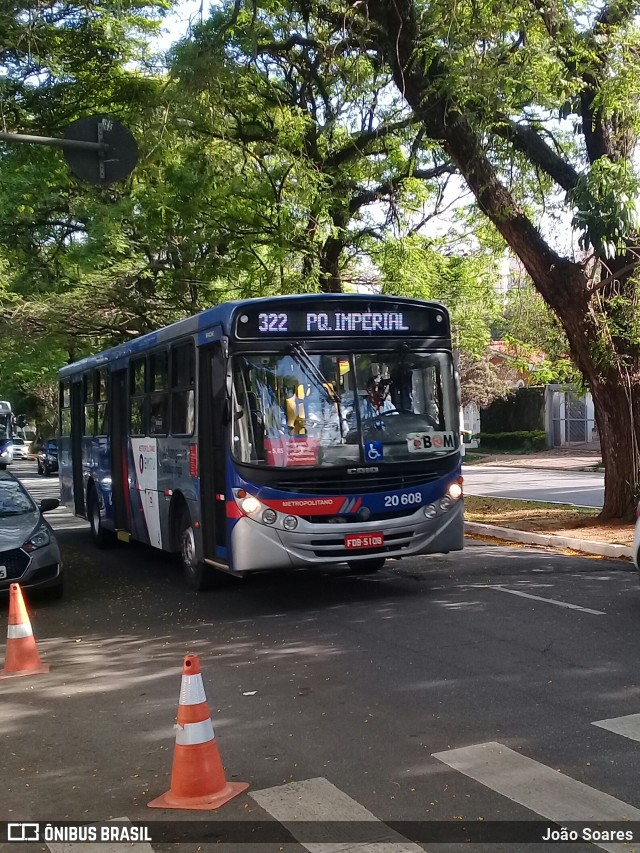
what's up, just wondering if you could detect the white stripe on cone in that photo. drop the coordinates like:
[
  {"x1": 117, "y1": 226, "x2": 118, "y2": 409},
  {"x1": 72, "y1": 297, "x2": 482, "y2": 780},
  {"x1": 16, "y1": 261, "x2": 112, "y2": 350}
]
[
  {"x1": 7, "y1": 623, "x2": 33, "y2": 639},
  {"x1": 175, "y1": 718, "x2": 215, "y2": 746},
  {"x1": 179, "y1": 673, "x2": 207, "y2": 706}
]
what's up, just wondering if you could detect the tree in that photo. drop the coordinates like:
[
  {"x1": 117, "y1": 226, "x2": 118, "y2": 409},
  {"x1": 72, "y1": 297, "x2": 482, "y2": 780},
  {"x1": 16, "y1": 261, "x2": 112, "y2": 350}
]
[
  {"x1": 457, "y1": 353, "x2": 508, "y2": 409},
  {"x1": 501, "y1": 282, "x2": 581, "y2": 386},
  {"x1": 169, "y1": 0, "x2": 455, "y2": 292},
  {"x1": 373, "y1": 234, "x2": 501, "y2": 356},
  {"x1": 323, "y1": 0, "x2": 640, "y2": 519},
  {"x1": 0, "y1": 0, "x2": 173, "y2": 402}
]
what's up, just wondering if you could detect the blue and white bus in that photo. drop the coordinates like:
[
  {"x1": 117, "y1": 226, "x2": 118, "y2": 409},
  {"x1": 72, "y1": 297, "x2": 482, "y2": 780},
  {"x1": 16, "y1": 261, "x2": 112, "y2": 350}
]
[
  {"x1": 59, "y1": 295, "x2": 463, "y2": 589},
  {"x1": 0, "y1": 401, "x2": 14, "y2": 469}
]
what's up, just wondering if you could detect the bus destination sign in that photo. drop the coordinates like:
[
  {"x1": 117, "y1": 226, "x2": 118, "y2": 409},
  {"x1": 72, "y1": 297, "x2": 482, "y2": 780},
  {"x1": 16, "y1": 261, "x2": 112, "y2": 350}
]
[{"x1": 235, "y1": 304, "x2": 447, "y2": 339}]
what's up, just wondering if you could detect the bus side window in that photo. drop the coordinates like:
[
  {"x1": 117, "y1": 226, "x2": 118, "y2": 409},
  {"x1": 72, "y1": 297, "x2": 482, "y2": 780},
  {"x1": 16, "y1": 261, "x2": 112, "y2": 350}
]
[
  {"x1": 130, "y1": 357, "x2": 147, "y2": 436},
  {"x1": 149, "y1": 350, "x2": 169, "y2": 435},
  {"x1": 171, "y1": 343, "x2": 195, "y2": 435},
  {"x1": 96, "y1": 369, "x2": 109, "y2": 436},
  {"x1": 83, "y1": 372, "x2": 96, "y2": 437}
]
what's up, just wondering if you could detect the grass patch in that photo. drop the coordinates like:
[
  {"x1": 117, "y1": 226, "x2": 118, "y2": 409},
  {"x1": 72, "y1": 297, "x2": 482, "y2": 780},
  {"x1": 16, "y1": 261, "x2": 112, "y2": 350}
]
[{"x1": 464, "y1": 495, "x2": 634, "y2": 547}]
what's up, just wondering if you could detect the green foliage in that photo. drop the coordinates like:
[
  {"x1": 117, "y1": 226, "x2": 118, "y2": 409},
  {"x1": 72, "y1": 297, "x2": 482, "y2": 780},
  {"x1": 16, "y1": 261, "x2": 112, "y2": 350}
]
[
  {"x1": 568, "y1": 159, "x2": 640, "y2": 258},
  {"x1": 457, "y1": 352, "x2": 509, "y2": 408},
  {"x1": 501, "y1": 281, "x2": 582, "y2": 385},
  {"x1": 477, "y1": 431, "x2": 547, "y2": 452},
  {"x1": 375, "y1": 235, "x2": 501, "y2": 357}
]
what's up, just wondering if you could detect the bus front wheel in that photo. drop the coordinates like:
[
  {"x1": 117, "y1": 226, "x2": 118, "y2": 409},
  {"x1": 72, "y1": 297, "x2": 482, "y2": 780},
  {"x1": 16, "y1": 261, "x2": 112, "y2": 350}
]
[
  {"x1": 178, "y1": 509, "x2": 221, "y2": 591},
  {"x1": 347, "y1": 557, "x2": 386, "y2": 574},
  {"x1": 88, "y1": 487, "x2": 114, "y2": 549}
]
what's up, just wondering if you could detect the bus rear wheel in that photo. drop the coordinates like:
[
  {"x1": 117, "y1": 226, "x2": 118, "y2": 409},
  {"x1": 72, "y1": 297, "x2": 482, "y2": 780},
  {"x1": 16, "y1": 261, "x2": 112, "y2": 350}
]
[
  {"x1": 178, "y1": 509, "x2": 223, "y2": 591},
  {"x1": 347, "y1": 557, "x2": 386, "y2": 574}
]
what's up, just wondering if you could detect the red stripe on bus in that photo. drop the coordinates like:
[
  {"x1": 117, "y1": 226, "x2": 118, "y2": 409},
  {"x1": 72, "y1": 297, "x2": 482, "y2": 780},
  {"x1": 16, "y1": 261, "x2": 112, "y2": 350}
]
[{"x1": 226, "y1": 502, "x2": 243, "y2": 518}]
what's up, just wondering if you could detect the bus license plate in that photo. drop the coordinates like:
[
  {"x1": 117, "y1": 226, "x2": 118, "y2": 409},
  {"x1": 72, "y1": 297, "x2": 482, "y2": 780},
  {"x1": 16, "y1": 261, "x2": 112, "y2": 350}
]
[{"x1": 344, "y1": 533, "x2": 384, "y2": 550}]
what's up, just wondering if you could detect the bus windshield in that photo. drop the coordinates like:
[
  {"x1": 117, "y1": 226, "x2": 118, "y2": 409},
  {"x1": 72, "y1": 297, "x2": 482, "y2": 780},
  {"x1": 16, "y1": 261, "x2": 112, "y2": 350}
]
[{"x1": 231, "y1": 350, "x2": 458, "y2": 467}]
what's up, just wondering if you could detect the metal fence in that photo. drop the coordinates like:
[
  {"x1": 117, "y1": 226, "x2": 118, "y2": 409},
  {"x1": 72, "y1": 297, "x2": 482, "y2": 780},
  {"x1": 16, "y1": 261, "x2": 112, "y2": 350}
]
[{"x1": 547, "y1": 387, "x2": 599, "y2": 449}]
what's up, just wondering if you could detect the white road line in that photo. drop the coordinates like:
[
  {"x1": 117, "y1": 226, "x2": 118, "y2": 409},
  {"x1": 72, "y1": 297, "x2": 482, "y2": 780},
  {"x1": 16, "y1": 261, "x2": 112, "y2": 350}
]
[
  {"x1": 46, "y1": 818, "x2": 154, "y2": 853},
  {"x1": 432, "y1": 742, "x2": 640, "y2": 853},
  {"x1": 489, "y1": 585, "x2": 606, "y2": 615},
  {"x1": 593, "y1": 713, "x2": 640, "y2": 742},
  {"x1": 250, "y1": 776, "x2": 425, "y2": 852}
]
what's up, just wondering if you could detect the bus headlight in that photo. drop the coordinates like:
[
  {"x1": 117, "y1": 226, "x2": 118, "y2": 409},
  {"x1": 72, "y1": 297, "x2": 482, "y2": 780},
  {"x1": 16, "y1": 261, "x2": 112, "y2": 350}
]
[
  {"x1": 240, "y1": 496, "x2": 261, "y2": 514},
  {"x1": 262, "y1": 509, "x2": 277, "y2": 524},
  {"x1": 423, "y1": 504, "x2": 437, "y2": 519},
  {"x1": 439, "y1": 495, "x2": 453, "y2": 511},
  {"x1": 283, "y1": 515, "x2": 298, "y2": 530},
  {"x1": 448, "y1": 482, "x2": 463, "y2": 500}
]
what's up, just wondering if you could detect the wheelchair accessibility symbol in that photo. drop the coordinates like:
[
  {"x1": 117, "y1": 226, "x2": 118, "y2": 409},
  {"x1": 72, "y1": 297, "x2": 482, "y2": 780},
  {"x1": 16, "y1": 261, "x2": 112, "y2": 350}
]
[{"x1": 365, "y1": 441, "x2": 384, "y2": 462}]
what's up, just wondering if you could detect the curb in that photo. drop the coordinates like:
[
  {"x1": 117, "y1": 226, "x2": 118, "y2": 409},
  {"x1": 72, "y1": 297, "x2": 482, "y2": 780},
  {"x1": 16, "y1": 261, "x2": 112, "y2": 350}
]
[
  {"x1": 464, "y1": 521, "x2": 633, "y2": 560},
  {"x1": 463, "y1": 463, "x2": 604, "y2": 473}
]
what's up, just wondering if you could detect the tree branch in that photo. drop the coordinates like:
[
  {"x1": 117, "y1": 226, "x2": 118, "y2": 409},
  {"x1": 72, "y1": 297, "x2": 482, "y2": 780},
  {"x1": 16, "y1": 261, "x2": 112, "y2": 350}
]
[{"x1": 493, "y1": 119, "x2": 579, "y2": 192}]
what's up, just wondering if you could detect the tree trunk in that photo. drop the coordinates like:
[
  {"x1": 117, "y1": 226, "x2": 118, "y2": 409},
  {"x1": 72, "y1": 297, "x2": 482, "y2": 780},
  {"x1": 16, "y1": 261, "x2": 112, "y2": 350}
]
[
  {"x1": 589, "y1": 377, "x2": 640, "y2": 521},
  {"x1": 354, "y1": 0, "x2": 640, "y2": 520},
  {"x1": 319, "y1": 235, "x2": 344, "y2": 293}
]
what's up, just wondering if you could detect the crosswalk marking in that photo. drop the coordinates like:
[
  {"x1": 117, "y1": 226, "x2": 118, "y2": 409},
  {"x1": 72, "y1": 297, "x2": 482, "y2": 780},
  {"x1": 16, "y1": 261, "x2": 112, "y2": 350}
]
[
  {"x1": 432, "y1": 741, "x2": 640, "y2": 853},
  {"x1": 250, "y1": 776, "x2": 425, "y2": 852},
  {"x1": 593, "y1": 714, "x2": 640, "y2": 743},
  {"x1": 488, "y1": 585, "x2": 606, "y2": 615}
]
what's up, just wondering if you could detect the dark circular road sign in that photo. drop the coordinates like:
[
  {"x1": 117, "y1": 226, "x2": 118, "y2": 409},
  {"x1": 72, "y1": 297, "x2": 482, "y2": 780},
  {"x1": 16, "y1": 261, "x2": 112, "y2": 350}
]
[{"x1": 63, "y1": 115, "x2": 138, "y2": 184}]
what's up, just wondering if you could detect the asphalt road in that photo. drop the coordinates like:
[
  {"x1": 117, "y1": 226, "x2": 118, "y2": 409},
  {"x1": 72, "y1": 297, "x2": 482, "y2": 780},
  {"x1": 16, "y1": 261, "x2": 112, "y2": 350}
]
[
  {"x1": 2, "y1": 460, "x2": 640, "y2": 853},
  {"x1": 463, "y1": 464, "x2": 605, "y2": 507}
]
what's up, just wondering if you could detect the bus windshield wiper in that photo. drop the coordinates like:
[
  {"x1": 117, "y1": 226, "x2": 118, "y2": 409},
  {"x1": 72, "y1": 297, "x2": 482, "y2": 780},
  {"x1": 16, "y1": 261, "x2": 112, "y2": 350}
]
[
  {"x1": 288, "y1": 343, "x2": 345, "y2": 439},
  {"x1": 288, "y1": 343, "x2": 340, "y2": 405}
]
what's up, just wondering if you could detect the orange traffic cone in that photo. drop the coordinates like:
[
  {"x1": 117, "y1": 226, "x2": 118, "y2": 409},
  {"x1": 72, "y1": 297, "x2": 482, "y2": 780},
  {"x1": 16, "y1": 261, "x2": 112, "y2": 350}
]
[
  {"x1": 148, "y1": 654, "x2": 249, "y2": 810},
  {"x1": 0, "y1": 583, "x2": 49, "y2": 679}
]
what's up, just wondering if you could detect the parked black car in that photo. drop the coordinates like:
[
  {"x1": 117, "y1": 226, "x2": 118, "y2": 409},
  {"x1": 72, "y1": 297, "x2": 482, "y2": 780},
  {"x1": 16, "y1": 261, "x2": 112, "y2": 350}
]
[{"x1": 37, "y1": 440, "x2": 58, "y2": 477}]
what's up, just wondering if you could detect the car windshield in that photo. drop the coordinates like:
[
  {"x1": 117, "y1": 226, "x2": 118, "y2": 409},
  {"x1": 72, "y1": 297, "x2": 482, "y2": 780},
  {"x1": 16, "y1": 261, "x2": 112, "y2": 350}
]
[
  {"x1": 46, "y1": 442, "x2": 57, "y2": 452},
  {"x1": 0, "y1": 478, "x2": 36, "y2": 517},
  {"x1": 13, "y1": 438, "x2": 24, "y2": 446},
  {"x1": 231, "y1": 350, "x2": 458, "y2": 467}
]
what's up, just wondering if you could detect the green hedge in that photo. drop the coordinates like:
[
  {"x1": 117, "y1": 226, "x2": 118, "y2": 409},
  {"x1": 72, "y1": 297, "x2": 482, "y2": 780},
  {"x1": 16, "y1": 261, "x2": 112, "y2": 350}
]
[{"x1": 476, "y1": 430, "x2": 547, "y2": 452}]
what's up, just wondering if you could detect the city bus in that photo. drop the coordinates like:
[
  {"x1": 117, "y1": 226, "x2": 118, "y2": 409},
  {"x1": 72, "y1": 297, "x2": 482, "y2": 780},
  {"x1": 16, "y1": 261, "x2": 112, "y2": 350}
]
[
  {"x1": 0, "y1": 401, "x2": 14, "y2": 468},
  {"x1": 59, "y1": 295, "x2": 464, "y2": 589}
]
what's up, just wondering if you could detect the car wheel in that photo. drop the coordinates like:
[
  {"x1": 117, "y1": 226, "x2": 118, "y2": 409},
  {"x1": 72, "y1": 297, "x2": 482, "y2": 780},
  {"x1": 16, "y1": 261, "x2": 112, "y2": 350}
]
[
  {"x1": 88, "y1": 487, "x2": 114, "y2": 549},
  {"x1": 177, "y1": 507, "x2": 225, "y2": 591},
  {"x1": 347, "y1": 557, "x2": 386, "y2": 575}
]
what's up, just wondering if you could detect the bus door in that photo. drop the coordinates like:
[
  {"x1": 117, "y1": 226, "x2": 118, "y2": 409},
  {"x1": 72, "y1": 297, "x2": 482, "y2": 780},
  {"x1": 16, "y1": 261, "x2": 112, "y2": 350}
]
[
  {"x1": 198, "y1": 342, "x2": 229, "y2": 562},
  {"x1": 109, "y1": 369, "x2": 129, "y2": 531},
  {"x1": 70, "y1": 380, "x2": 85, "y2": 516}
]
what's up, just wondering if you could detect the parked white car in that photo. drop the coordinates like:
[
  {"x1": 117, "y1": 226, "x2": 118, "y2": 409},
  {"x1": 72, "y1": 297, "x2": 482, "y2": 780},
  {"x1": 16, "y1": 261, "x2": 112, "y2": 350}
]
[{"x1": 10, "y1": 437, "x2": 30, "y2": 460}]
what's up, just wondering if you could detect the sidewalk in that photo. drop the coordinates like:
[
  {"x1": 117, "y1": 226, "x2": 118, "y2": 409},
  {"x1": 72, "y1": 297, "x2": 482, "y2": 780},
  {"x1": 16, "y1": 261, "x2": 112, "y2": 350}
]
[
  {"x1": 462, "y1": 450, "x2": 636, "y2": 561},
  {"x1": 465, "y1": 521, "x2": 634, "y2": 561},
  {"x1": 465, "y1": 447, "x2": 603, "y2": 471}
]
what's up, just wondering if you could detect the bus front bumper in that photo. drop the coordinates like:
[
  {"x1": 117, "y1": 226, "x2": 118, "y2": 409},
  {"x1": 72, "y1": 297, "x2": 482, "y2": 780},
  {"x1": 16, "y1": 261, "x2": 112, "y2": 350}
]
[{"x1": 229, "y1": 500, "x2": 463, "y2": 573}]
